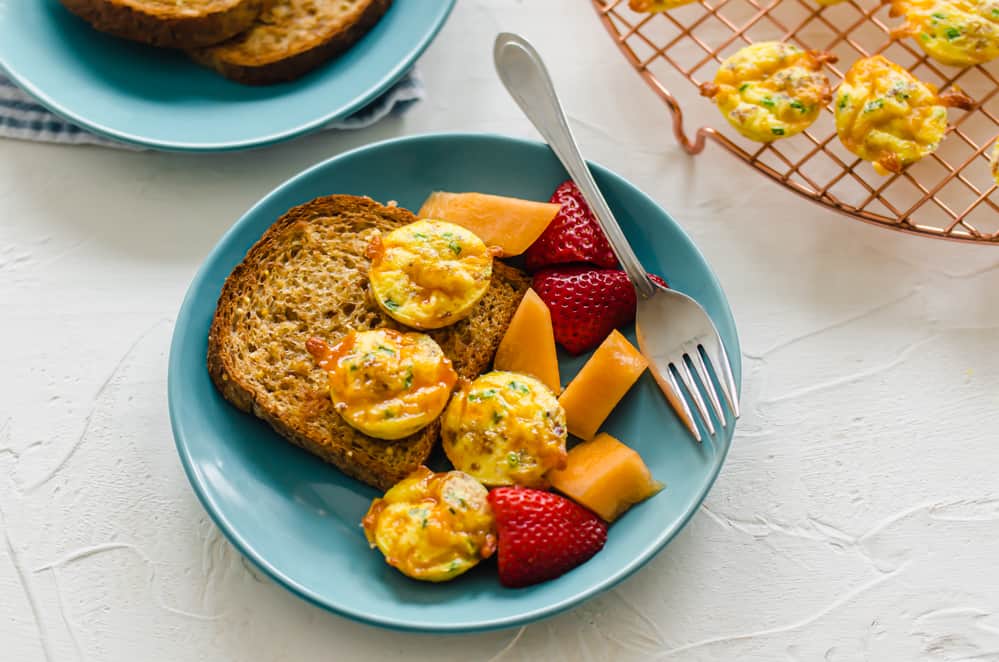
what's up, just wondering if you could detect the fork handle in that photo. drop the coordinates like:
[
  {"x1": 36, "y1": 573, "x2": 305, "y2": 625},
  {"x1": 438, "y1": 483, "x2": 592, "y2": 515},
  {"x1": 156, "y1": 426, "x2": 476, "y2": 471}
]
[{"x1": 493, "y1": 33, "x2": 655, "y2": 300}]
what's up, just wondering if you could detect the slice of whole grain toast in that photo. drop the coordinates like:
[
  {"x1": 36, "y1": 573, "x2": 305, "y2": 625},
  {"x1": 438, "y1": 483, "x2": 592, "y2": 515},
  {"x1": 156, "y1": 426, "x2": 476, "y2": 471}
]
[
  {"x1": 59, "y1": 0, "x2": 266, "y2": 49},
  {"x1": 189, "y1": 0, "x2": 392, "y2": 85},
  {"x1": 207, "y1": 195, "x2": 530, "y2": 491}
]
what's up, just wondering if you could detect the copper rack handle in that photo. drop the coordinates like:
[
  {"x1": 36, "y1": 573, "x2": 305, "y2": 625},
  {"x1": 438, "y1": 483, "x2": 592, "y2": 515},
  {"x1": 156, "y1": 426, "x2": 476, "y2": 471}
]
[{"x1": 493, "y1": 32, "x2": 657, "y2": 300}]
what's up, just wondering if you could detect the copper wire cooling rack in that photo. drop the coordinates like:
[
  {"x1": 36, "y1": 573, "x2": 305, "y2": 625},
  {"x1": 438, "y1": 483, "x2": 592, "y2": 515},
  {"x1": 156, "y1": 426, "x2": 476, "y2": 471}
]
[{"x1": 595, "y1": 0, "x2": 999, "y2": 243}]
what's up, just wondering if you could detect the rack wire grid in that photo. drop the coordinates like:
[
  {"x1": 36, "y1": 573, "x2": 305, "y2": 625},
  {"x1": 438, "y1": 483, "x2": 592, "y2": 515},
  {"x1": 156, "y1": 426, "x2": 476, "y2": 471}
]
[{"x1": 595, "y1": 0, "x2": 999, "y2": 243}]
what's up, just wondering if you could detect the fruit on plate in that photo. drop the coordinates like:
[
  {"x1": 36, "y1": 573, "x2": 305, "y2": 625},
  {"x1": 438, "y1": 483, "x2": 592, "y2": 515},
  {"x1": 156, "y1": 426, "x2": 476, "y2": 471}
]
[
  {"x1": 559, "y1": 330, "x2": 648, "y2": 441},
  {"x1": 834, "y1": 55, "x2": 972, "y2": 174},
  {"x1": 442, "y1": 371, "x2": 567, "y2": 488},
  {"x1": 548, "y1": 433, "x2": 663, "y2": 522},
  {"x1": 524, "y1": 180, "x2": 619, "y2": 271},
  {"x1": 368, "y1": 219, "x2": 496, "y2": 330},
  {"x1": 532, "y1": 266, "x2": 667, "y2": 355},
  {"x1": 417, "y1": 192, "x2": 561, "y2": 257},
  {"x1": 488, "y1": 487, "x2": 608, "y2": 588},
  {"x1": 306, "y1": 329, "x2": 457, "y2": 440},
  {"x1": 207, "y1": 194, "x2": 530, "y2": 491},
  {"x1": 363, "y1": 467, "x2": 496, "y2": 582},
  {"x1": 493, "y1": 288, "x2": 561, "y2": 394}
]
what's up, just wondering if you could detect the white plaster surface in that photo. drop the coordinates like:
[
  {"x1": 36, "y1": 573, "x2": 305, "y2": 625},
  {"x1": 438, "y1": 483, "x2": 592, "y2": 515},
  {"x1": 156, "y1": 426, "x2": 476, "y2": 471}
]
[{"x1": 2, "y1": 1, "x2": 999, "y2": 659}]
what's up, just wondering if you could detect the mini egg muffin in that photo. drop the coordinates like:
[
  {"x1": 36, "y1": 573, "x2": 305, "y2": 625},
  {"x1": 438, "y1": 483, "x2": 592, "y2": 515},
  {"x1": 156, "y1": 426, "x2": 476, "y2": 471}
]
[
  {"x1": 306, "y1": 329, "x2": 457, "y2": 440},
  {"x1": 890, "y1": 0, "x2": 999, "y2": 67},
  {"x1": 699, "y1": 41, "x2": 836, "y2": 142},
  {"x1": 629, "y1": 0, "x2": 698, "y2": 10},
  {"x1": 991, "y1": 136, "x2": 999, "y2": 184},
  {"x1": 368, "y1": 219, "x2": 495, "y2": 330},
  {"x1": 442, "y1": 371, "x2": 567, "y2": 488},
  {"x1": 362, "y1": 467, "x2": 496, "y2": 582},
  {"x1": 834, "y1": 55, "x2": 973, "y2": 174}
]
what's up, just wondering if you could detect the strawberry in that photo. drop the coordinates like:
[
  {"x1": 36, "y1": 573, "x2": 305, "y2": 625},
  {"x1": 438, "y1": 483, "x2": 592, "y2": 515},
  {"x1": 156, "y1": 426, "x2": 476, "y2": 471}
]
[
  {"x1": 532, "y1": 266, "x2": 668, "y2": 355},
  {"x1": 488, "y1": 487, "x2": 608, "y2": 588},
  {"x1": 525, "y1": 180, "x2": 619, "y2": 271}
]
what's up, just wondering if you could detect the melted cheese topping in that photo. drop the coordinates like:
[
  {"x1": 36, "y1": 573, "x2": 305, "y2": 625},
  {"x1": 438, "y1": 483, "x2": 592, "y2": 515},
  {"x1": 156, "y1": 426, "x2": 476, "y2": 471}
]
[
  {"x1": 892, "y1": 0, "x2": 999, "y2": 66},
  {"x1": 835, "y1": 56, "x2": 951, "y2": 174},
  {"x1": 362, "y1": 467, "x2": 496, "y2": 582},
  {"x1": 306, "y1": 329, "x2": 457, "y2": 440},
  {"x1": 701, "y1": 42, "x2": 833, "y2": 143},
  {"x1": 442, "y1": 371, "x2": 567, "y2": 488},
  {"x1": 368, "y1": 220, "x2": 493, "y2": 330}
]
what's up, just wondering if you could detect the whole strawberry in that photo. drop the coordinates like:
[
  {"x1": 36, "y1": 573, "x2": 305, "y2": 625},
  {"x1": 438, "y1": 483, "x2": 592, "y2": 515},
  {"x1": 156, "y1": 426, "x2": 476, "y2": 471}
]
[
  {"x1": 525, "y1": 180, "x2": 619, "y2": 271},
  {"x1": 488, "y1": 487, "x2": 608, "y2": 588},
  {"x1": 533, "y1": 266, "x2": 668, "y2": 355}
]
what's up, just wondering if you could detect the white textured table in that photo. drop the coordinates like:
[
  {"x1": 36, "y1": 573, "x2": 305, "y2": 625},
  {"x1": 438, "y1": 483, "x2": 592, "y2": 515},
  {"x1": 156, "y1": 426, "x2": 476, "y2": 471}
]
[{"x1": 3, "y1": 1, "x2": 999, "y2": 659}]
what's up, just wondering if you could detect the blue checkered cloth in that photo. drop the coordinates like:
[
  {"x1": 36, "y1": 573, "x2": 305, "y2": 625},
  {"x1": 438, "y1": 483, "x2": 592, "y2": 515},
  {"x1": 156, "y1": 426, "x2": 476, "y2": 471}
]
[{"x1": 0, "y1": 69, "x2": 424, "y2": 149}]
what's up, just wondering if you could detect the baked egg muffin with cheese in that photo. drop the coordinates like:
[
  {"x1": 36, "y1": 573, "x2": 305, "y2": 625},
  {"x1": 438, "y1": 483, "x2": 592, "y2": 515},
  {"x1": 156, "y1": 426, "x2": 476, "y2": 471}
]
[
  {"x1": 368, "y1": 219, "x2": 494, "y2": 330},
  {"x1": 834, "y1": 55, "x2": 973, "y2": 174},
  {"x1": 700, "y1": 41, "x2": 836, "y2": 142},
  {"x1": 442, "y1": 371, "x2": 567, "y2": 488},
  {"x1": 628, "y1": 0, "x2": 698, "y2": 11},
  {"x1": 890, "y1": 0, "x2": 999, "y2": 66},
  {"x1": 306, "y1": 329, "x2": 457, "y2": 440},
  {"x1": 362, "y1": 466, "x2": 496, "y2": 582}
]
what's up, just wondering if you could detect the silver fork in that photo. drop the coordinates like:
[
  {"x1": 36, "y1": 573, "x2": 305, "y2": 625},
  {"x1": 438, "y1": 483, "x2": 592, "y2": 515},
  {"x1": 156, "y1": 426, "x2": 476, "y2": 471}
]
[{"x1": 494, "y1": 32, "x2": 740, "y2": 442}]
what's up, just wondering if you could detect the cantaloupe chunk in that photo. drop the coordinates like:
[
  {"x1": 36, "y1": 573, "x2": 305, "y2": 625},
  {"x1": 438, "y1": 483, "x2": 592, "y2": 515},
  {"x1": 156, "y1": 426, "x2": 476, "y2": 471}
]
[
  {"x1": 558, "y1": 330, "x2": 647, "y2": 441},
  {"x1": 548, "y1": 433, "x2": 662, "y2": 522},
  {"x1": 417, "y1": 191, "x2": 561, "y2": 257},
  {"x1": 493, "y1": 288, "x2": 561, "y2": 394}
]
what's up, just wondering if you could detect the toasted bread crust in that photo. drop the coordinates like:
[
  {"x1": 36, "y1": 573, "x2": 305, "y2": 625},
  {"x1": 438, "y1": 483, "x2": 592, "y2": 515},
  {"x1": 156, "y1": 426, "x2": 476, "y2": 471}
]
[
  {"x1": 208, "y1": 195, "x2": 529, "y2": 491},
  {"x1": 189, "y1": 0, "x2": 391, "y2": 85},
  {"x1": 59, "y1": 0, "x2": 265, "y2": 49}
]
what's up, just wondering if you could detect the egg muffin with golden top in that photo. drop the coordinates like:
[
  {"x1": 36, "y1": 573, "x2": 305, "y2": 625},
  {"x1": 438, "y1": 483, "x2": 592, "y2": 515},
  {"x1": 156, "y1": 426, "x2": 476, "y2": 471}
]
[
  {"x1": 367, "y1": 220, "x2": 495, "y2": 330},
  {"x1": 834, "y1": 55, "x2": 973, "y2": 174},
  {"x1": 699, "y1": 41, "x2": 836, "y2": 142},
  {"x1": 890, "y1": 0, "x2": 999, "y2": 66},
  {"x1": 442, "y1": 371, "x2": 567, "y2": 488},
  {"x1": 991, "y1": 136, "x2": 999, "y2": 184},
  {"x1": 306, "y1": 329, "x2": 457, "y2": 440},
  {"x1": 362, "y1": 467, "x2": 496, "y2": 582},
  {"x1": 628, "y1": 0, "x2": 698, "y2": 11}
]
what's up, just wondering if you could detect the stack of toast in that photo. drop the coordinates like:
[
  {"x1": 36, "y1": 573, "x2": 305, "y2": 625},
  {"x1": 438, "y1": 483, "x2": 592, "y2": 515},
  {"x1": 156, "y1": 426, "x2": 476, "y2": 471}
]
[{"x1": 59, "y1": 0, "x2": 392, "y2": 84}]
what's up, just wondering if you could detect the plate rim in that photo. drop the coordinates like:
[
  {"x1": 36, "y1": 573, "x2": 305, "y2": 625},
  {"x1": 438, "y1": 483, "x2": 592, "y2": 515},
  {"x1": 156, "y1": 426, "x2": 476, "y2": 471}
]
[
  {"x1": 0, "y1": 0, "x2": 455, "y2": 152},
  {"x1": 168, "y1": 132, "x2": 741, "y2": 632}
]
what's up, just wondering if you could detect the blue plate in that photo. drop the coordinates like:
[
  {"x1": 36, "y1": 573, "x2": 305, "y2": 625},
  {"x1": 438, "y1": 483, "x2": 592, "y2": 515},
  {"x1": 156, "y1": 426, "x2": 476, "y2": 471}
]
[
  {"x1": 0, "y1": 0, "x2": 453, "y2": 151},
  {"x1": 168, "y1": 133, "x2": 741, "y2": 632}
]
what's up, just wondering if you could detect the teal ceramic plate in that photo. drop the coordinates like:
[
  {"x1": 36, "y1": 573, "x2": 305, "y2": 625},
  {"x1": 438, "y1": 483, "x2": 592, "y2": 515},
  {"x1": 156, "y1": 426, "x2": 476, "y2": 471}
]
[
  {"x1": 0, "y1": 0, "x2": 453, "y2": 151},
  {"x1": 168, "y1": 133, "x2": 741, "y2": 632}
]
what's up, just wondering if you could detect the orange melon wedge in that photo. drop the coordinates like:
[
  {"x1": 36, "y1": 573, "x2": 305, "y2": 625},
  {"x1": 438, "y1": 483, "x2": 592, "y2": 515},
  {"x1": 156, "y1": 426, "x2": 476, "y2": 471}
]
[
  {"x1": 548, "y1": 433, "x2": 662, "y2": 522},
  {"x1": 417, "y1": 191, "x2": 561, "y2": 256},
  {"x1": 558, "y1": 330, "x2": 647, "y2": 441},
  {"x1": 493, "y1": 288, "x2": 561, "y2": 394}
]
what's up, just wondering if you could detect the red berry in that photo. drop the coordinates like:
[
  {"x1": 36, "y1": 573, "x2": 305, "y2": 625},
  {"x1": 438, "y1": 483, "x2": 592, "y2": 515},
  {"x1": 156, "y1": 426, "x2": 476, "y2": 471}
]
[
  {"x1": 533, "y1": 267, "x2": 668, "y2": 354},
  {"x1": 488, "y1": 487, "x2": 608, "y2": 588},
  {"x1": 525, "y1": 180, "x2": 619, "y2": 271}
]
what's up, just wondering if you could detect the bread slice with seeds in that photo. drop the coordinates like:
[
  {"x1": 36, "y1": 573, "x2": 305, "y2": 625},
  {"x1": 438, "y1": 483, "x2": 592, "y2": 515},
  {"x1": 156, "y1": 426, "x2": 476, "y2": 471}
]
[
  {"x1": 190, "y1": 0, "x2": 392, "y2": 85},
  {"x1": 207, "y1": 195, "x2": 530, "y2": 491},
  {"x1": 59, "y1": 0, "x2": 267, "y2": 49}
]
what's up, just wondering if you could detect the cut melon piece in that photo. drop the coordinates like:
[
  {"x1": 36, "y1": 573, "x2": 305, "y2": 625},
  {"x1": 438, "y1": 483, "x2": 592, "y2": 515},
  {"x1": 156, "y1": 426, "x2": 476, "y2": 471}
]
[
  {"x1": 548, "y1": 433, "x2": 662, "y2": 522},
  {"x1": 558, "y1": 330, "x2": 647, "y2": 441},
  {"x1": 493, "y1": 288, "x2": 561, "y2": 394},
  {"x1": 417, "y1": 191, "x2": 561, "y2": 257}
]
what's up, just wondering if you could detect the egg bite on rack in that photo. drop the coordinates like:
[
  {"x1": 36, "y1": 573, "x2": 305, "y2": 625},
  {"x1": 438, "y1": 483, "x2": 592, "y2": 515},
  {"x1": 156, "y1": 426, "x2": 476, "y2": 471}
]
[
  {"x1": 890, "y1": 0, "x2": 999, "y2": 67},
  {"x1": 628, "y1": 0, "x2": 698, "y2": 11},
  {"x1": 699, "y1": 41, "x2": 837, "y2": 142},
  {"x1": 834, "y1": 55, "x2": 973, "y2": 174},
  {"x1": 991, "y1": 136, "x2": 999, "y2": 184}
]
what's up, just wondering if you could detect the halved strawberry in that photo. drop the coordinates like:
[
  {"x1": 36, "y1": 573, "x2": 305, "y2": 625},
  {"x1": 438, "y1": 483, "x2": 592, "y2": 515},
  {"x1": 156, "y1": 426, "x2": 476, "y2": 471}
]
[
  {"x1": 532, "y1": 266, "x2": 668, "y2": 355},
  {"x1": 525, "y1": 180, "x2": 619, "y2": 271},
  {"x1": 488, "y1": 487, "x2": 607, "y2": 588}
]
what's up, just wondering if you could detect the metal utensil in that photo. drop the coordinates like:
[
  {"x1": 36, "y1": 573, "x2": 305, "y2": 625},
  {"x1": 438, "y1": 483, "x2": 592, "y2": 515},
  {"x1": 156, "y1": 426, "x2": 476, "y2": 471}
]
[{"x1": 493, "y1": 32, "x2": 740, "y2": 442}]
